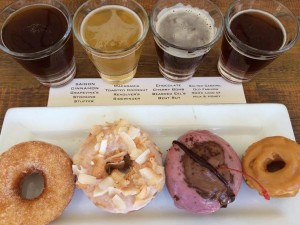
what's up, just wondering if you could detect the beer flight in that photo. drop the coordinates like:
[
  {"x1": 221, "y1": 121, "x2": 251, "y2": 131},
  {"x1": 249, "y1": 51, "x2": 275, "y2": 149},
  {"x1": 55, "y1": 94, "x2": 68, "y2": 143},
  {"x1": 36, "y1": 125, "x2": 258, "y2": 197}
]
[{"x1": 0, "y1": 0, "x2": 299, "y2": 87}]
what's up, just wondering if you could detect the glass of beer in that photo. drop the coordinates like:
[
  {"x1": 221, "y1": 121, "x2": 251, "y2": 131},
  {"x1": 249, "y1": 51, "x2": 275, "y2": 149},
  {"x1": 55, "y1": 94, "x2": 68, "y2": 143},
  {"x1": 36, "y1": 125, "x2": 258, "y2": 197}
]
[
  {"x1": 73, "y1": 0, "x2": 149, "y2": 84},
  {"x1": 0, "y1": 0, "x2": 76, "y2": 87},
  {"x1": 218, "y1": 0, "x2": 300, "y2": 83},
  {"x1": 150, "y1": 0, "x2": 224, "y2": 82}
]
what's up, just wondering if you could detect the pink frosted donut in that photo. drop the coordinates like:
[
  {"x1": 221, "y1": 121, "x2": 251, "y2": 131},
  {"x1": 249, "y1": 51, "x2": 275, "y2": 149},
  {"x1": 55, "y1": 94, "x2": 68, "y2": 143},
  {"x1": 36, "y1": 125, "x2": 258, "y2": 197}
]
[{"x1": 165, "y1": 130, "x2": 242, "y2": 214}]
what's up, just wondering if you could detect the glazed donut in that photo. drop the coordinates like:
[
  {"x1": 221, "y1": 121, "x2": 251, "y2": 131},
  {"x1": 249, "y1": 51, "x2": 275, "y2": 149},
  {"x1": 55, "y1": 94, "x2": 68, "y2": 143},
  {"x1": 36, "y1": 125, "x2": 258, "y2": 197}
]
[
  {"x1": 0, "y1": 141, "x2": 75, "y2": 225},
  {"x1": 242, "y1": 136, "x2": 300, "y2": 197},
  {"x1": 165, "y1": 130, "x2": 242, "y2": 214},
  {"x1": 73, "y1": 119, "x2": 165, "y2": 213}
]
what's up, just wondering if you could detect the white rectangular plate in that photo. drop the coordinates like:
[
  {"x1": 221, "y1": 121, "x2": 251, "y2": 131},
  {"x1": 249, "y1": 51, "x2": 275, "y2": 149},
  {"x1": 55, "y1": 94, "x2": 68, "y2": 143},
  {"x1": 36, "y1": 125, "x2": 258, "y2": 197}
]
[{"x1": 0, "y1": 104, "x2": 297, "y2": 225}]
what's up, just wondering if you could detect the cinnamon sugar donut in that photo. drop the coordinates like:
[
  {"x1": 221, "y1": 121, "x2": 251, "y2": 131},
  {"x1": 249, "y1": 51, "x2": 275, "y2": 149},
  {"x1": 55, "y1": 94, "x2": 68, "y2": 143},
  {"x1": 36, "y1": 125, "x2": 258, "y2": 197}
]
[
  {"x1": 0, "y1": 141, "x2": 75, "y2": 225},
  {"x1": 73, "y1": 119, "x2": 165, "y2": 213},
  {"x1": 242, "y1": 136, "x2": 300, "y2": 197}
]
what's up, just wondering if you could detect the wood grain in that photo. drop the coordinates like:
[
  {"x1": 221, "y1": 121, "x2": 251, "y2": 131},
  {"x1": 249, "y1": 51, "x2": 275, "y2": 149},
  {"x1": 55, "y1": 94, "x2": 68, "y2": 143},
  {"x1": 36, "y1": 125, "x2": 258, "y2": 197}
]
[{"x1": 0, "y1": 0, "x2": 300, "y2": 142}]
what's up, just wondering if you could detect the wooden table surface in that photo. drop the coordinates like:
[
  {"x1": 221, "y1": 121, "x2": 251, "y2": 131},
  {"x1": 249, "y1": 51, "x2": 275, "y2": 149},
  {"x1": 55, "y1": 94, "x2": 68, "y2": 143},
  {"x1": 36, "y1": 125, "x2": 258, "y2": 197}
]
[{"x1": 0, "y1": 0, "x2": 299, "y2": 141}]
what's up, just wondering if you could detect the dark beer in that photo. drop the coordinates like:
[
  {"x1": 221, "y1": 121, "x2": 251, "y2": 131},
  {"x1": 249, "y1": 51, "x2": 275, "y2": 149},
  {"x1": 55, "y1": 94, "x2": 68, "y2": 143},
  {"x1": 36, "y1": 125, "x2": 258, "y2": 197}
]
[
  {"x1": 153, "y1": 6, "x2": 216, "y2": 81},
  {"x1": 2, "y1": 5, "x2": 74, "y2": 78},
  {"x1": 154, "y1": 44, "x2": 205, "y2": 80},
  {"x1": 219, "y1": 9, "x2": 285, "y2": 81}
]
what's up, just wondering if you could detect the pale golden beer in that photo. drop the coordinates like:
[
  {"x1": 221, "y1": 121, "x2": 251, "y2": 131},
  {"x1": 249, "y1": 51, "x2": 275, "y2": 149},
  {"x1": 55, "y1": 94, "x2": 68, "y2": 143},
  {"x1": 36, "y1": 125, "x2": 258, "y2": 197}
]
[
  {"x1": 81, "y1": 6, "x2": 142, "y2": 52},
  {"x1": 73, "y1": 0, "x2": 149, "y2": 84}
]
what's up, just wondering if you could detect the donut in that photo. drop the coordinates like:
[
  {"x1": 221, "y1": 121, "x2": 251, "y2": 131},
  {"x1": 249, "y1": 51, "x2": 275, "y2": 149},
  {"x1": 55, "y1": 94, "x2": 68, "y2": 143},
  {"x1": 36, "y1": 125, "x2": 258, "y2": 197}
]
[
  {"x1": 242, "y1": 136, "x2": 300, "y2": 198},
  {"x1": 0, "y1": 141, "x2": 75, "y2": 225},
  {"x1": 72, "y1": 119, "x2": 165, "y2": 213},
  {"x1": 165, "y1": 130, "x2": 242, "y2": 214}
]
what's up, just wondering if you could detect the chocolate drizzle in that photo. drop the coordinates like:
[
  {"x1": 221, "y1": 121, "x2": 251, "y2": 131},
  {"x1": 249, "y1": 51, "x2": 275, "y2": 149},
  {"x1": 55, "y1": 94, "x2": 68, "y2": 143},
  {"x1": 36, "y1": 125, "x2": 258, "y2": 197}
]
[{"x1": 173, "y1": 140, "x2": 235, "y2": 207}]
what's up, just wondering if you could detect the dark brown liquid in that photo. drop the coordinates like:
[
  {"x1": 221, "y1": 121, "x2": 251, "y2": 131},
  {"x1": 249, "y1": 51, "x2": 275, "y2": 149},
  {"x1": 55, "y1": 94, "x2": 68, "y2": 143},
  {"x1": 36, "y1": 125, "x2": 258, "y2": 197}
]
[
  {"x1": 154, "y1": 42, "x2": 205, "y2": 77},
  {"x1": 2, "y1": 5, "x2": 74, "y2": 76},
  {"x1": 221, "y1": 10, "x2": 285, "y2": 76},
  {"x1": 154, "y1": 8, "x2": 214, "y2": 79}
]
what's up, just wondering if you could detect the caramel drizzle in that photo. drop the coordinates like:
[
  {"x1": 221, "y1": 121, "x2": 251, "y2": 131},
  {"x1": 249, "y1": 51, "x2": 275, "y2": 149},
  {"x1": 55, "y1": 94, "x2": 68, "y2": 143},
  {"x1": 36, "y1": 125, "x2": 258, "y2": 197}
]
[{"x1": 172, "y1": 140, "x2": 235, "y2": 206}]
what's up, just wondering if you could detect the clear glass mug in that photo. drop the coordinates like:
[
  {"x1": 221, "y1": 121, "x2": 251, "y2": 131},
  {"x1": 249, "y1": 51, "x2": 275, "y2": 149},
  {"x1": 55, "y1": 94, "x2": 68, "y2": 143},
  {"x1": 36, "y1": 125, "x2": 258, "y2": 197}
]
[
  {"x1": 73, "y1": 0, "x2": 149, "y2": 84},
  {"x1": 217, "y1": 0, "x2": 300, "y2": 83},
  {"x1": 0, "y1": 0, "x2": 76, "y2": 87}
]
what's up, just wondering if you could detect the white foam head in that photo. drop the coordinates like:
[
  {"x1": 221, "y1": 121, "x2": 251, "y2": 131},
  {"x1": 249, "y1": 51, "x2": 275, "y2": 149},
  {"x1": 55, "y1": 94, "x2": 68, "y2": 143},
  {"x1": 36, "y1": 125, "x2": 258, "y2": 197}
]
[{"x1": 155, "y1": 3, "x2": 217, "y2": 57}]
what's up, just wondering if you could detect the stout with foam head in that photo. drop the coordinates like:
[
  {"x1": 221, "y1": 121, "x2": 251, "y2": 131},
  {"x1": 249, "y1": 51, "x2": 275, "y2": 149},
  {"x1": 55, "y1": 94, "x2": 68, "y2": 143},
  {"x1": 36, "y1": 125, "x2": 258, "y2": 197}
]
[{"x1": 151, "y1": 1, "x2": 223, "y2": 82}]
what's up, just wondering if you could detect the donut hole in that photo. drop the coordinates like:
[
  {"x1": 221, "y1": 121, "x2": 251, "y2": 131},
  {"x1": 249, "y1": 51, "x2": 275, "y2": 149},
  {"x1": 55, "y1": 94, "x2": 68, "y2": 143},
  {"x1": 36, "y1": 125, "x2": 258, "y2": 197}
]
[
  {"x1": 20, "y1": 172, "x2": 45, "y2": 200},
  {"x1": 265, "y1": 155, "x2": 286, "y2": 172}
]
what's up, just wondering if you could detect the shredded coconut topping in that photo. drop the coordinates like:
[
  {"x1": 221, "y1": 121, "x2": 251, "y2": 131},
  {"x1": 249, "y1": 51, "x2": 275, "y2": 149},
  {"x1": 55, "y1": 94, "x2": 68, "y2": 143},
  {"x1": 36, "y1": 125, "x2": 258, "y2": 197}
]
[{"x1": 72, "y1": 119, "x2": 165, "y2": 213}]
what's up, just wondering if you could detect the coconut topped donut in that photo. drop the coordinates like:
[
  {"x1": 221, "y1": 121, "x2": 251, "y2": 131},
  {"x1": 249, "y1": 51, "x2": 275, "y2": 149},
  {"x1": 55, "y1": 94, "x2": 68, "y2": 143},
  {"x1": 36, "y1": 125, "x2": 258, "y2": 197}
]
[{"x1": 73, "y1": 119, "x2": 165, "y2": 213}]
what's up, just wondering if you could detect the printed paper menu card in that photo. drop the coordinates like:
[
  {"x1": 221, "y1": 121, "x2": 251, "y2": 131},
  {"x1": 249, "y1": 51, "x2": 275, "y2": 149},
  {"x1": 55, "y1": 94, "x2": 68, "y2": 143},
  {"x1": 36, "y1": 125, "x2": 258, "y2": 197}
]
[{"x1": 48, "y1": 77, "x2": 246, "y2": 106}]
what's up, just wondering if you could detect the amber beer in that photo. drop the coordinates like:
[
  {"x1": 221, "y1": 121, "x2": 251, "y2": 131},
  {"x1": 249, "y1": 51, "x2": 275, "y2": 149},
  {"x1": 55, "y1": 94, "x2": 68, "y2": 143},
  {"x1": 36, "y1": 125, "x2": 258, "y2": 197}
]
[{"x1": 79, "y1": 5, "x2": 144, "y2": 83}]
